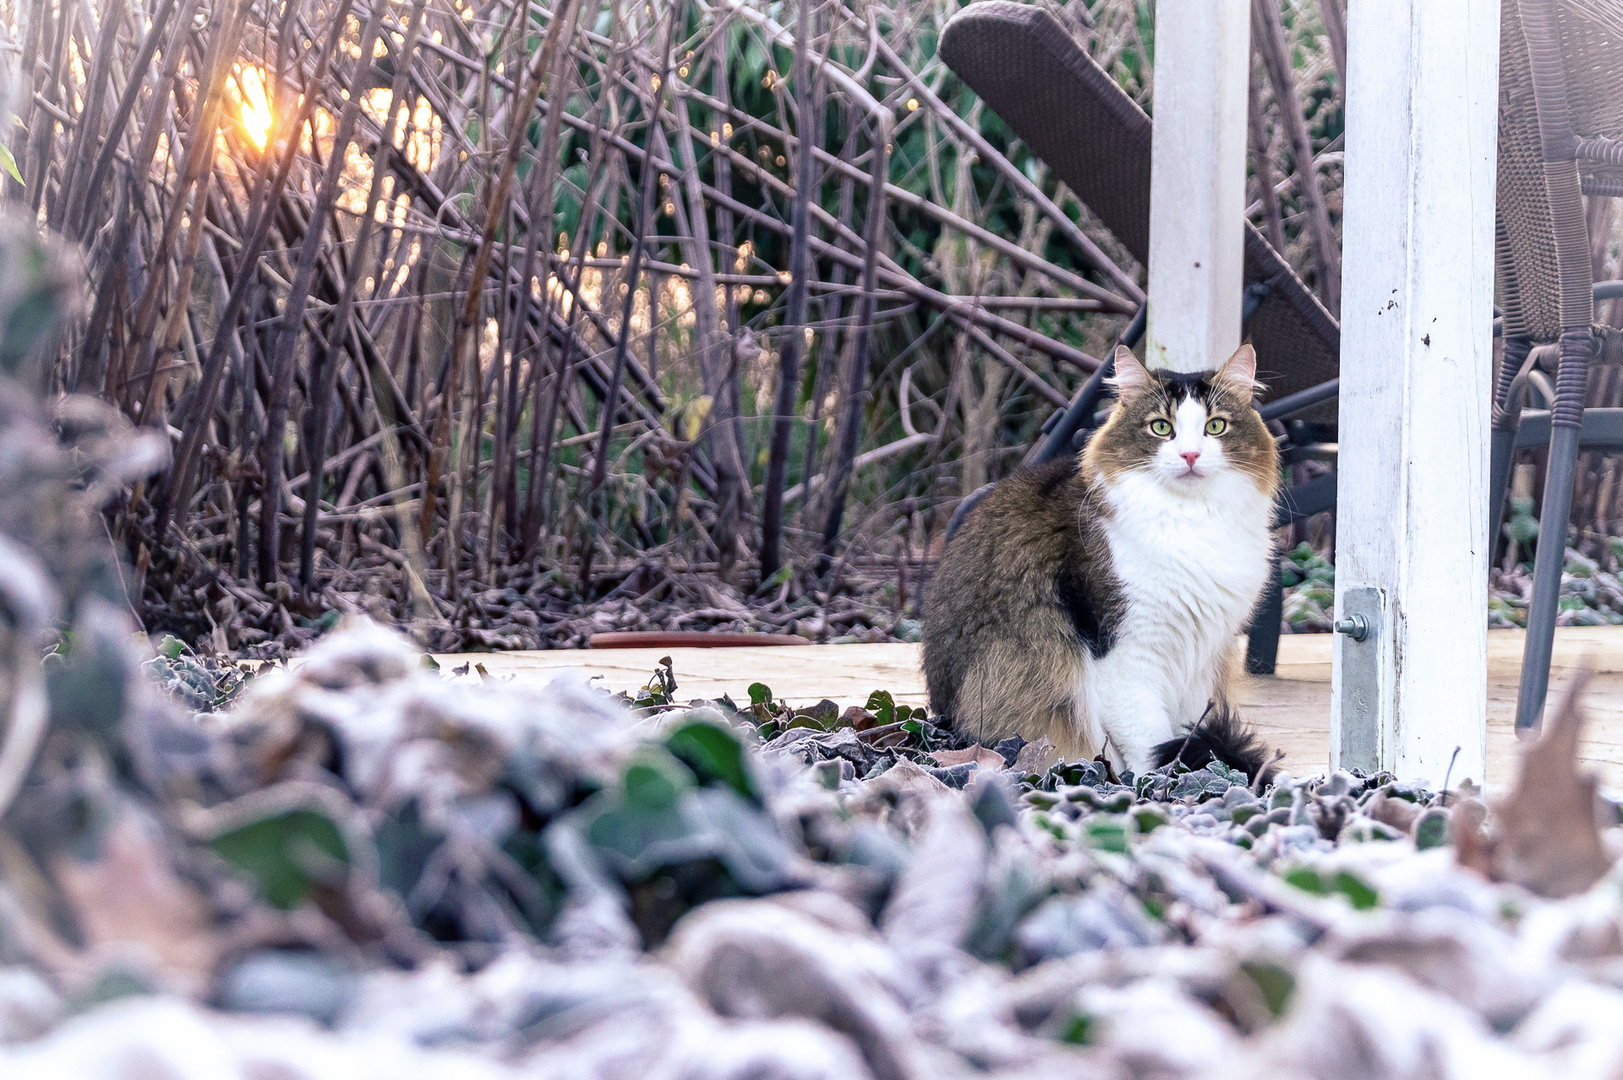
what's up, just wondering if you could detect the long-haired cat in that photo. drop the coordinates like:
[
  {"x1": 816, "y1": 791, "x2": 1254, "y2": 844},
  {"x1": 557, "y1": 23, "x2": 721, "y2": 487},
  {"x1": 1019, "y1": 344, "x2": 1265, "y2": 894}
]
[{"x1": 922, "y1": 343, "x2": 1280, "y2": 779}]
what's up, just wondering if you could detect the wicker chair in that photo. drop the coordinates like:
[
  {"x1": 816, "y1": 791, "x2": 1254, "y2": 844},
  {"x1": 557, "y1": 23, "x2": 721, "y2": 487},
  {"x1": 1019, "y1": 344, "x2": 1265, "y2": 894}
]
[
  {"x1": 938, "y1": 0, "x2": 1623, "y2": 726},
  {"x1": 1493, "y1": 0, "x2": 1623, "y2": 731}
]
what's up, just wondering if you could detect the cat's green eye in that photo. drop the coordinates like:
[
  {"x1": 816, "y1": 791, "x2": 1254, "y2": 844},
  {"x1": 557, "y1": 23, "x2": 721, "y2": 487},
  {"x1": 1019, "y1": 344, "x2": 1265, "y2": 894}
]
[
  {"x1": 1148, "y1": 418, "x2": 1173, "y2": 438},
  {"x1": 1205, "y1": 417, "x2": 1229, "y2": 436}
]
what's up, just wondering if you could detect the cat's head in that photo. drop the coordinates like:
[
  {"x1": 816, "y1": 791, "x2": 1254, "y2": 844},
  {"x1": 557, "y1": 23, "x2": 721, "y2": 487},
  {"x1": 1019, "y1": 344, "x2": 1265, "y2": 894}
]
[{"x1": 1084, "y1": 343, "x2": 1278, "y2": 493}]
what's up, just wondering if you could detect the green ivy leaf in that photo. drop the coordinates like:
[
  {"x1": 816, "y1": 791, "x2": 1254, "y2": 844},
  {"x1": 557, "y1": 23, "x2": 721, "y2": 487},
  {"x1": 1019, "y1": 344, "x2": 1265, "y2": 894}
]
[
  {"x1": 1239, "y1": 961, "x2": 1296, "y2": 1018},
  {"x1": 666, "y1": 722, "x2": 755, "y2": 800},
  {"x1": 1413, "y1": 809, "x2": 1450, "y2": 851},
  {"x1": 1058, "y1": 1012, "x2": 1096, "y2": 1045},
  {"x1": 865, "y1": 690, "x2": 896, "y2": 726},
  {"x1": 1332, "y1": 870, "x2": 1379, "y2": 909},
  {"x1": 1282, "y1": 865, "x2": 1325, "y2": 895},
  {"x1": 1504, "y1": 513, "x2": 1540, "y2": 545},
  {"x1": 1229, "y1": 803, "x2": 1264, "y2": 825},
  {"x1": 1082, "y1": 817, "x2": 1129, "y2": 853},
  {"x1": 1282, "y1": 865, "x2": 1379, "y2": 910},
  {"x1": 1132, "y1": 806, "x2": 1168, "y2": 833},
  {"x1": 622, "y1": 752, "x2": 690, "y2": 812},
  {"x1": 209, "y1": 808, "x2": 350, "y2": 910}
]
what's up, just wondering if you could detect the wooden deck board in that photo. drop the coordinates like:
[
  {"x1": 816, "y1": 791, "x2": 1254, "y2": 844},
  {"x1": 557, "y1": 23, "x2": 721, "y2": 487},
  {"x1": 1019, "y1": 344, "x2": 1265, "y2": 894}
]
[{"x1": 438, "y1": 626, "x2": 1623, "y2": 790}]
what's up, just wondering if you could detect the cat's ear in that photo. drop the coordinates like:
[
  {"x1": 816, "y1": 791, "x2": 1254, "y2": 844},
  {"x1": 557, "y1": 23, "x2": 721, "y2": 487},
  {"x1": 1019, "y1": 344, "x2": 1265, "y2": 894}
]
[
  {"x1": 1215, "y1": 343, "x2": 1262, "y2": 398},
  {"x1": 1109, "y1": 345, "x2": 1152, "y2": 398}
]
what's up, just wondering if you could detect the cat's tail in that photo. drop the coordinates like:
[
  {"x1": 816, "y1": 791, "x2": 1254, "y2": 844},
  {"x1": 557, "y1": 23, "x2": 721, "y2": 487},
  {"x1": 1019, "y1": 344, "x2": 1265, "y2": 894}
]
[{"x1": 1152, "y1": 703, "x2": 1281, "y2": 790}]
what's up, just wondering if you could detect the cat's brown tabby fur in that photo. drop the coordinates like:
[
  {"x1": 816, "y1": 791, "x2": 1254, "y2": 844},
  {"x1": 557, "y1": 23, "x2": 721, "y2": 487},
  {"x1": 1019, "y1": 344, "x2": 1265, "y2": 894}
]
[{"x1": 923, "y1": 344, "x2": 1281, "y2": 776}]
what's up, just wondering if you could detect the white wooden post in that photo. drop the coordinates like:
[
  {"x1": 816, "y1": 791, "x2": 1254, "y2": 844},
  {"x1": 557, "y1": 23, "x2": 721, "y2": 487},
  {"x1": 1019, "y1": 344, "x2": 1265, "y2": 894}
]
[
  {"x1": 1145, "y1": 0, "x2": 1250, "y2": 373},
  {"x1": 1332, "y1": 0, "x2": 1498, "y2": 786}
]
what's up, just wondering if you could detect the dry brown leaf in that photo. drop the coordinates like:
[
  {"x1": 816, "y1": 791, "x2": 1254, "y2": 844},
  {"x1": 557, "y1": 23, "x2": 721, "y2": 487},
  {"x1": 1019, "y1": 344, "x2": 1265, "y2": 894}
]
[
  {"x1": 842, "y1": 706, "x2": 878, "y2": 731},
  {"x1": 1366, "y1": 790, "x2": 1422, "y2": 834},
  {"x1": 929, "y1": 745, "x2": 1008, "y2": 772},
  {"x1": 52, "y1": 815, "x2": 220, "y2": 993},
  {"x1": 1012, "y1": 738, "x2": 1059, "y2": 775},
  {"x1": 1456, "y1": 668, "x2": 1613, "y2": 899}
]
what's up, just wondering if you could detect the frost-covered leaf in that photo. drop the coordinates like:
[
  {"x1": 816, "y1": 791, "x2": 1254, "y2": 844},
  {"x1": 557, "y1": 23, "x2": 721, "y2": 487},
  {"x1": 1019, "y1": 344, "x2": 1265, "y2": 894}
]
[{"x1": 209, "y1": 806, "x2": 351, "y2": 911}]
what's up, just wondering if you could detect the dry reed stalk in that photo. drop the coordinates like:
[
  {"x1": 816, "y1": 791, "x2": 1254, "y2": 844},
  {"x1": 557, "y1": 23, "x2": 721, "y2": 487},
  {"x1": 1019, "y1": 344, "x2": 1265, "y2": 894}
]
[
  {"x1": 1251, "y1": 0, "x2": 1340, "y2": 315},
  {"x1": 819, "y1": 109, "x2": 889, "y2": 566},
  {"x1": 579, "y1": 0, "x2": 676, "y2": 591},
  {"x1": 757, "y1": 0, "x2": 815, "y2": 580}
]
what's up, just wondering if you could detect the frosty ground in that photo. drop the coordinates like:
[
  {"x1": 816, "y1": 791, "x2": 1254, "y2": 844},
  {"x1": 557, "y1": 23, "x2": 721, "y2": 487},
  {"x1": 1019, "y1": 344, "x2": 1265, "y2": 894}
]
[{"x1": 3, "y1": 619, "x2": 1623, "y2": 1080}]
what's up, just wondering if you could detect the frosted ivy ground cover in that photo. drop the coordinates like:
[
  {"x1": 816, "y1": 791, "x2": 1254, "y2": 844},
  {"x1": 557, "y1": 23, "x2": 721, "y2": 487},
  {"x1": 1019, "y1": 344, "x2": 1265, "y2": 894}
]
[{"x1": 3, "y1": 621, "x2": 1623, "y2": 1080}]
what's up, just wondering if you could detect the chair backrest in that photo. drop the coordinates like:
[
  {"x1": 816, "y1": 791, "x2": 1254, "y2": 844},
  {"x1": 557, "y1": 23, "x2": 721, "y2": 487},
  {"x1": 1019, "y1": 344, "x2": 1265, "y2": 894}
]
[
  {"x1": 938, "y1": 1, "x2": 1340, "y2": 421},
  {"x1": 1497, "y1": 0, "x2": 1623, "y2": 344},
  {"x1": 1549, "y1": 2, "x2": 1623, "y2": 143}
]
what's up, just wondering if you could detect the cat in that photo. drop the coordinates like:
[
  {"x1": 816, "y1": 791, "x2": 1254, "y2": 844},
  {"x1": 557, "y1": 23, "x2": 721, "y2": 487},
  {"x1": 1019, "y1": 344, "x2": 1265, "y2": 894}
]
[{"x1": 922, "y1": 342, "x2": 1280, "y2": 780}]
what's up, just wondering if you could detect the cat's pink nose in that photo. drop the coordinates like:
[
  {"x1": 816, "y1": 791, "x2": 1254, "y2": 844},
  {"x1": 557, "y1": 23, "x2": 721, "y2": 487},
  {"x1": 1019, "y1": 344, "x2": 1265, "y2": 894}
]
[{"x1": 1180, "y1": 451, "x2": 1201, "y2": 468}]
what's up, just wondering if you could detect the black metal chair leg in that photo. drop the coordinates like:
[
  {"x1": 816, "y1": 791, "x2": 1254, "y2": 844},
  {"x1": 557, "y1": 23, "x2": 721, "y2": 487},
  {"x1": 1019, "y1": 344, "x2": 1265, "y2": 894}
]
[
  {"x1": 1489, "y1": 337, "x2": 1533, "y2": 565},
  {"x1": 1515, "y1": 329, "x2": 1592, "y2": 732},
  {"x1": 1488, "y1": 423, "x2": 1520, "y2": 565},
  {"x1": 1243, "y1": 470, "x2": 1339, "y2": 676},
  {"x1": 1245, "y1": 557, "x2": 1284, "y2": 675}
]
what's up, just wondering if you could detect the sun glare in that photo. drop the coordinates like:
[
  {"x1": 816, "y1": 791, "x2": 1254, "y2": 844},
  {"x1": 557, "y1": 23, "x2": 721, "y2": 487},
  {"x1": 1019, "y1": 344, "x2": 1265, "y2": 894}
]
[{"x1": 238, "y1": 66, "x2": 273, "y2": 149}]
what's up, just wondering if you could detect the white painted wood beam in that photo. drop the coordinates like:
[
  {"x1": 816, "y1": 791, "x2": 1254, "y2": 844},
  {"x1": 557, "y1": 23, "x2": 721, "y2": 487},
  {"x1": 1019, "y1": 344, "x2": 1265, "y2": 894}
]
[
  {"x1": 1331, "y1": 0, "x2": 1499, "y2": 786},
  {"x1": 1145, "y1": 0, "x2": 1251, "y2": 374}
]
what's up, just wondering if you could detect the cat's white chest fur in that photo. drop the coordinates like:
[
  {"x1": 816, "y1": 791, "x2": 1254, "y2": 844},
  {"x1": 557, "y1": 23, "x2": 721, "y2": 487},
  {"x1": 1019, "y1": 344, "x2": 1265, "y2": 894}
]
[{"x1": 1079, "y1": 469, "x2": 1274, "y2": 771}]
